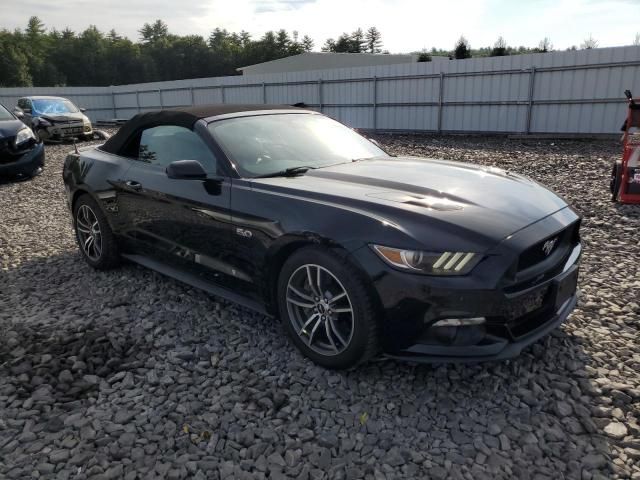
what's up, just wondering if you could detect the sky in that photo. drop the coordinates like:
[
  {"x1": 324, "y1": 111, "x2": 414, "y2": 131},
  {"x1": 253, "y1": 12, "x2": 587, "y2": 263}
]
[{"x1": 1, "y1": 0, "x2": 639, "y2": 52}]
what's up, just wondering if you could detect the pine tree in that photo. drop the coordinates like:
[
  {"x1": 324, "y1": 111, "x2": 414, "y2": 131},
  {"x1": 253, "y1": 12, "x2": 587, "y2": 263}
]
[
  {"x1": 301, "y1": 35, "x2": 314, "y2": 52},
  {"x1": 351, "y1": 28, "x2": 365, "y2": 53},
  {"x1": 537, "y1": 37, "x2": 552, "y2": 52},
  {"x1": 453, "y1": 36, "x2": 471, "y2": 59},
  {"x1": 365, "y1": 27, "x2": 382, "y2": 53},
  {"x1": 490, "y1": 36, "x2": 508, "y2": 56}
]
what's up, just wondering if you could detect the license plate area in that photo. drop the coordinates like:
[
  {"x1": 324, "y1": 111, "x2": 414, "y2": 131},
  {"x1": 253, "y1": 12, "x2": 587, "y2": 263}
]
[
  {"x1": 554, "y1": 267, "x2": 578, "y2": 310},
  {"x1": 496, "y1": 285, "x2": 549, "y2": 321},
  {"x1": 62, "y1": 127, "x2": 83, "y2": 134}
]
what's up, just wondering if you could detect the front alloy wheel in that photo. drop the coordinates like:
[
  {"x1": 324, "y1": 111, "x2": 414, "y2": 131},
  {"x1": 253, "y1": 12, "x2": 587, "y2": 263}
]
[
  {"x1": 278, "y1": 246, "x2": 379, "y2": 369},
  {"x1": 286, "y1": 264, "x2": 355, "y2": 356}
]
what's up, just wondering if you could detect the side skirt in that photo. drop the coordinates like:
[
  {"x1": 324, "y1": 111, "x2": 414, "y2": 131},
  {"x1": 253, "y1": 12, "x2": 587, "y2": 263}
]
[{"x1": 122, "y1": 254, "x2": 269, "y2": 316}]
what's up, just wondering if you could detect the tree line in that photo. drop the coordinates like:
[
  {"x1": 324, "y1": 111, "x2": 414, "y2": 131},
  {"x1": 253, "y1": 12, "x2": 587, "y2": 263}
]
[
  {"x1": 437, "y1": 34, "x2": 639, "y2": 61},
  {"x1": 1, "y1": 17, "x2": 638, "y2": 87},
  {"x1": 0, "y1": 17, "x2": 316, "y2": 87}
]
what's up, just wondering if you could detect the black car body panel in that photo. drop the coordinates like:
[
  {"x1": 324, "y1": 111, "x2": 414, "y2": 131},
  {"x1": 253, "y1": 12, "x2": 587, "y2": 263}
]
[
  {"x1": 62, "y1": 105, "x2": 581, "y2": 363},
  {"x1": 0, "y1": 107, "x2": 45, "y2": 176}
]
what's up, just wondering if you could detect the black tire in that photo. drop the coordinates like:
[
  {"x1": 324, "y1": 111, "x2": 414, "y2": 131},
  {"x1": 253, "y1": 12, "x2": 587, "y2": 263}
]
[
  {"x1": 73, "y1": 194, "x2": 120, "y2": 270},
  {"x1": 610, "y1": 160, "x2": 622, "y2": 201},
  {"x1": 277, "y1": 246, "x2": 380, "y2": 369}
]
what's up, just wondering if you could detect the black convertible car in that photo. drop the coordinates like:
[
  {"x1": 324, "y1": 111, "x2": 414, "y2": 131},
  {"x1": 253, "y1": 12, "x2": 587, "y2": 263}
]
[
  {"x1": 62, "y1": 105, "x2": 581, "y2": 369},
  {"x1": 0, "y1": 103, "x2": 44, "y2": 178}
]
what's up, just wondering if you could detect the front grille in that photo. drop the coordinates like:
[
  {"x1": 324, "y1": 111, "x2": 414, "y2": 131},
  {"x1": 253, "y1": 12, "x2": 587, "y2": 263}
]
[{"x1": 517, "y1": 224, "x2": 576, "y2": 272}]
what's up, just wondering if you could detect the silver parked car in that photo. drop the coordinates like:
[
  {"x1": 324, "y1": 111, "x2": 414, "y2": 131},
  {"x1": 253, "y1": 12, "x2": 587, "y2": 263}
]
[{"x1": 14, "y1": 96, "x2": 93, "y2": 142}]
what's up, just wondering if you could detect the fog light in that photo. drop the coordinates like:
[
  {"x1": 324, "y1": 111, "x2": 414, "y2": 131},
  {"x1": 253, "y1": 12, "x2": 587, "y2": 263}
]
[
  {"x1": 431, "y1": 317, "x2": 486, "y2": 327},
  {"x1": 84, "y1": 125, "x2": 91, "y2": 132}
]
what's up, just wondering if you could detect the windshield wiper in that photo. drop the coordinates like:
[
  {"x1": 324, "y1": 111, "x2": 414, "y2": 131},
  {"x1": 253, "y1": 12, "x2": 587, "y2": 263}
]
[{"x1": 253, "y1": 166, "x2": 317, "y2": 178}]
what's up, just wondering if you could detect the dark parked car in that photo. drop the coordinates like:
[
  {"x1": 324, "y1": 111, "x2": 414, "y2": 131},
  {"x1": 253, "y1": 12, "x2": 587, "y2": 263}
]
[
  {"x1": 14, "y1": 96, "x2": 93, "y2": 142},
  {"x1": 0, "y1": 103, "x2": 44, "y2": 178},
  {"x1": 62, "y1": 105, "x2": 581, "y2": 369}
]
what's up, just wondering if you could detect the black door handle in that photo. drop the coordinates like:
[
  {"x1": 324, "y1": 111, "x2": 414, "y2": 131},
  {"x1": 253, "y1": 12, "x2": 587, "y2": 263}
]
[{"x1": 125, "y1": 180, "x2": 142, "y2": 191}]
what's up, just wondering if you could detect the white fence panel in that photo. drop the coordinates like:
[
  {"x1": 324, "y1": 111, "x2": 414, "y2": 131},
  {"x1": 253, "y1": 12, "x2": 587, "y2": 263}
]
[{"x1": 2, "y1": 46, "x2": 640, "y2": 134}]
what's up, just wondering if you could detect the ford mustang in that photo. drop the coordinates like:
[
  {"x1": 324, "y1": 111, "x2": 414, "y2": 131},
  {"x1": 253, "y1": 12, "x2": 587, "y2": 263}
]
[{"x1": 62, "y1": 105, "x2": 581, "y2": 369}]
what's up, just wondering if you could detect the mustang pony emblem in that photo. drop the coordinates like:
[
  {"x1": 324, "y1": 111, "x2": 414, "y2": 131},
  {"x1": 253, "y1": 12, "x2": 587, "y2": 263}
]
[{"x1": 542, "y1": 237, "x2": 558, "y2": 256}]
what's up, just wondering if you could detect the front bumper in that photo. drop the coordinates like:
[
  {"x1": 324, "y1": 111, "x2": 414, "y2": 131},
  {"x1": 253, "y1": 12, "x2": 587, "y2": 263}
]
[
  {"x1": 38, "y1": 124, "x2": 92, "y2": 141},
  {"x1": 386, "y1": 266, "x2": 579, "y2": 363},
  {"x1": 349, "y1": 210, "x2": 582, "y2": 363},
  {"x1": 0, "y1": 142, "x2": 45, "y2": 176}
]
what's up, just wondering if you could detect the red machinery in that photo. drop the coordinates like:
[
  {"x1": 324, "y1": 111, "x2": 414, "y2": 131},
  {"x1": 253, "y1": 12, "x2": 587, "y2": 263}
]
[{"x1": 611, "y1": 90, "x2": 640, "y2": 204}]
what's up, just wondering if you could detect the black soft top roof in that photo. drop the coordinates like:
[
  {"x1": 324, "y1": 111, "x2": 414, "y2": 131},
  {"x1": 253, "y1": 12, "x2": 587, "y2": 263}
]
[{"x1": 100, "y1": 104, "x2": 303, "y2": 155}]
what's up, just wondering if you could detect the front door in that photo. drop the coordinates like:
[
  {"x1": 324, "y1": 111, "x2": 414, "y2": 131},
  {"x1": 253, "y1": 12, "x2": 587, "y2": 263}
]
[{"x1": 120, "y1": 124, "x2": 239, "y2": 287}]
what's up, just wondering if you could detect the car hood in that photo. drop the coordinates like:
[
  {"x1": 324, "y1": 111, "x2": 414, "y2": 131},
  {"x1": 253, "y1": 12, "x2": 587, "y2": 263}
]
[
  {"x1": 40, "y1": 112, "x2": 85, "y2": 122},
  {"x1": 252, "y1": 156, "x2": 569, "y2": 250},
  {"x1": 0, "y1": 119, "x2": 26, "y2": 138}
]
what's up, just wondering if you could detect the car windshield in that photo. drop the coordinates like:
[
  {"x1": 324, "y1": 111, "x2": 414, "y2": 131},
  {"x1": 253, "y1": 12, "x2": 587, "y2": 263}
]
[
  {"x1": 208, "y1": 113, "x2": 387, "y2": 177},
  {"x1": 0, "y1": 105, "x2": 13, "y2": 121},
  {"x1": 32, "y1": 98, "x2": 79, "y2": 115}
]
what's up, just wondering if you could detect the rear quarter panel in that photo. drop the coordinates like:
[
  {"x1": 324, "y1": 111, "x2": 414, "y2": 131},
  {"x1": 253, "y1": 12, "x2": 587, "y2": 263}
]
[{"x1": 62, "y1": 146, "x2": 132, "y2": 232}]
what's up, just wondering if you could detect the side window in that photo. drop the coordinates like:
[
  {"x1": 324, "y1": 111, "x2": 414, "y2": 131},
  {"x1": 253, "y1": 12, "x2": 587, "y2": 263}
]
[{"x1": 137, "y1": 125, "x2": 217, "y2": 173}]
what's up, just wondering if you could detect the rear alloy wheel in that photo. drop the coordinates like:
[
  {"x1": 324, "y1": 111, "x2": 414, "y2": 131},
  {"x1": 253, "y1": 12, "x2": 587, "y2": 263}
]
[
  {"x1": 73, "y1": 194, "x2": 120, "y2": 269},
  {"x1": 278, "y1": 247, "x2": 379, "y2": 369}
]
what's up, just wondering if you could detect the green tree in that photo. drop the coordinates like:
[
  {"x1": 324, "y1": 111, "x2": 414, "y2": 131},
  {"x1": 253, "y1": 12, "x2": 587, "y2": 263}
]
[
  {"x1": 536, "y1": 37, "x2": 553, "y2": 52},
  {"x1": 490, "y1": 36, "x2": 508, "y2": 56},
  {"x1": 301, "y1": 35, "x2": 314, "y2": 52},
  {"x1": 417, "y1": 50, "x2": 432, "y2": 62},
  {"x1": 0, "y1": 33, "x2": 32, "y2": 86},
  {"x1": 351, "y1": 28, "x2": 365, "y2": 53},
  {"x1": 276, "y1": 29, "x2": 291, "y2": 55},
  {"x1": 139, "y1": 20, "x2": 169, "y2": 43},
  {"x1": 365, "y1": 27, "x2": 382, "y2": 53},
  {"x1": 453, "y1": 36, "x2": 471, "y2": 59}
]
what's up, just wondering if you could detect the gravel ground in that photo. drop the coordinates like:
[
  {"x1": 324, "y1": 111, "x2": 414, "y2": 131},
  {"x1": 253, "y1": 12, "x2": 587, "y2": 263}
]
[{"x1": 1, "y1": 133, "x2": 639, "y2": 480}]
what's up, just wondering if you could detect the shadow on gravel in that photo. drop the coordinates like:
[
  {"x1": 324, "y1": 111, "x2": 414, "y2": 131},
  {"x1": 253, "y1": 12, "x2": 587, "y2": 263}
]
[
  {"x1": 0, "y1": 325, "x2": 148, "y2": 404},
  {"x1": 1, "y1": 251, "x2": 153, "y2": 407}
]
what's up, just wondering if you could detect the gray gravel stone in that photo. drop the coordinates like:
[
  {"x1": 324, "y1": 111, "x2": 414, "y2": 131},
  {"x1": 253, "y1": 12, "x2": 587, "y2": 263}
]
[{"x1": 604, "y1": 422, "x2": 628, "y2": 439}]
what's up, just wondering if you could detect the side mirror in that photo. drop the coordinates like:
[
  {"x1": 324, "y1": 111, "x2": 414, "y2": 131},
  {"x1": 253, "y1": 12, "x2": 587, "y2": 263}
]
[
  {"x1": 14, "y1": 111, "x2": 24, "y2": 119},
  {"x1": 166, "y1": 160, "x2": 207, "y2": 180},
  {"x1": 80, "y1": 108, "x2": 87, "y2": 113}
]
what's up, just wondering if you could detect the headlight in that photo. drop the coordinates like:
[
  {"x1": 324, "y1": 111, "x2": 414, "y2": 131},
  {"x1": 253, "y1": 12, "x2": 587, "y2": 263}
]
[
  {"x1": 15, "y1": 127, "x2": 36, "y2": 146},
  {"x1": 83, "y1": 116, "x2": 91, "y2": 125},
  {"x1": 372, "y1": 245, "x2": 481, "y2": 275}
]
